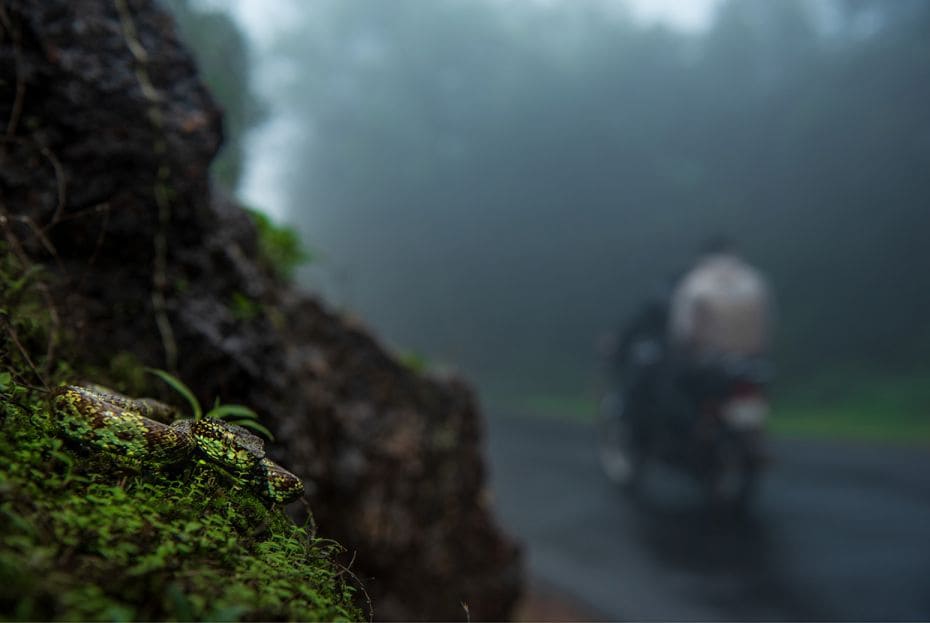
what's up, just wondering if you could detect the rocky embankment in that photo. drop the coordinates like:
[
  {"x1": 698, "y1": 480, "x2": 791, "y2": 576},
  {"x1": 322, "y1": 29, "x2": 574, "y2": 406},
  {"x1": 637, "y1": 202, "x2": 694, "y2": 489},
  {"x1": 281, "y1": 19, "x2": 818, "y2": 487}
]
[{"x1": 0, "y1": 0, "x2": 522, "y2": 619}]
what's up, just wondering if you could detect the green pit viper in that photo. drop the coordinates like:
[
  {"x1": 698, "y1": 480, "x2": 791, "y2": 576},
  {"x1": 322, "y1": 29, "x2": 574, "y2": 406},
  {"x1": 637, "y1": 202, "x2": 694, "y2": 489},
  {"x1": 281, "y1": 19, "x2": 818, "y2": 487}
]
[{"x1": 52, "y1": 384, "x2": 304, "y2": 504}]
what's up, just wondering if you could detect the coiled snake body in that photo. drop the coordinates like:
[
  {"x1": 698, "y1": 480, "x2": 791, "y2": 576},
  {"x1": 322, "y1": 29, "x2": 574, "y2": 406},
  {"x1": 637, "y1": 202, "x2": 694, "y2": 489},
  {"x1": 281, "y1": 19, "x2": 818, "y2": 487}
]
[{"x1": 53, "y1": 385, "x2": 304, "y2": 503}]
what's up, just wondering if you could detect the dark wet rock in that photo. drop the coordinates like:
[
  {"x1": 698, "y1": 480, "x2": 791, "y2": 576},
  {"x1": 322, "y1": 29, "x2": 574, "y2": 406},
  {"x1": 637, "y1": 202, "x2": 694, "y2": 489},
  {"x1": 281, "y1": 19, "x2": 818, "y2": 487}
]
[{"x1": 0, "y1": 0, "x2": 522, "y2": 619}]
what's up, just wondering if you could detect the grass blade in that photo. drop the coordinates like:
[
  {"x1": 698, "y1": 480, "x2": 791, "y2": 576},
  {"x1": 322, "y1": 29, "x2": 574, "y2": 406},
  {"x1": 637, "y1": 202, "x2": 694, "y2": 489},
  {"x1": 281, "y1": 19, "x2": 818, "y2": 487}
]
[
  {"x1": 207, "y1": 404, "x2": 260, "y2": 421},
  {"x1": 231, "y1": 418, "x2": 275, "y2": 442},
  {"x1": 146, "y1": 368, "x2": 202, "y2": 420}
]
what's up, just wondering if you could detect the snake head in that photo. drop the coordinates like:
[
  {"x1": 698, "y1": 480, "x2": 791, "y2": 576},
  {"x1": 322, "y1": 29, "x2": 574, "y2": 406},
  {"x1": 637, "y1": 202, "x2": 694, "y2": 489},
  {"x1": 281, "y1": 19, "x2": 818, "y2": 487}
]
[
  {"x1": 255, "y1": 458, "x2": 305, "y2": 504},
  {"x1": 190, "y1": 419, "x2": 304, "y2": 504}
]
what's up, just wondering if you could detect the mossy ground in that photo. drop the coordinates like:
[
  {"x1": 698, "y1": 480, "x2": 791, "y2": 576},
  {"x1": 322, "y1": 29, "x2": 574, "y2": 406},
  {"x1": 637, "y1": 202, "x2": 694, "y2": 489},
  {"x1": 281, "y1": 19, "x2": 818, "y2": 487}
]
[
  {"x1": 0, "y1": 249, "x2": 363, "y2": 621},
  {"x1": 0, "y1": 390, "x2": 361, "y2": 621}
]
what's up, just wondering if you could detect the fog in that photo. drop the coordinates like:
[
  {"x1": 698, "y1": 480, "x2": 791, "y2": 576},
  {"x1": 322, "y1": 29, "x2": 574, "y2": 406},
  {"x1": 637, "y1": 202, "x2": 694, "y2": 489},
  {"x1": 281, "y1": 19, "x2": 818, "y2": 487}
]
[
  {"x1": 164, "y1": 1, "x2": 930, "y2": 617},
  {"x1": 181, "y1": 0, "x2": 930, "y2": 411}
]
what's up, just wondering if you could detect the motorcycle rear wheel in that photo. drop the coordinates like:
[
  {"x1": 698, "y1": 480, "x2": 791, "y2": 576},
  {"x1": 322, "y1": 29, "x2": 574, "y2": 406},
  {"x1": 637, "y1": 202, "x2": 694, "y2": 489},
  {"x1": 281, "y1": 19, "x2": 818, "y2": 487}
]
[
  {"x1": 705, "y1": 434, "x2": 759, "y2": 509},
  {"x1": 597, "y1": 391, "x2": 645, "y2": 489}
]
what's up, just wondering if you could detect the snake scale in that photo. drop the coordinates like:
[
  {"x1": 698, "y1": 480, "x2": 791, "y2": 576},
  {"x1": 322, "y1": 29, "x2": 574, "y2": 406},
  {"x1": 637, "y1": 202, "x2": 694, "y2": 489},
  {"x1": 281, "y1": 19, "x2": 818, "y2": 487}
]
[{"x1": 52, "y1": 385, "x2": 304, "y2": 504}]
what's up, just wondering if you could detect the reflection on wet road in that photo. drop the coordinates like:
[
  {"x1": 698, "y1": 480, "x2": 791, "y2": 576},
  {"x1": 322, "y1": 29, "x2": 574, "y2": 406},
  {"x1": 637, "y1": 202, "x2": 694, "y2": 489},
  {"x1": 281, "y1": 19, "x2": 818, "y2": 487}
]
[{"x1": 486, "y1": 414, "x2": 930, "y2": 621}]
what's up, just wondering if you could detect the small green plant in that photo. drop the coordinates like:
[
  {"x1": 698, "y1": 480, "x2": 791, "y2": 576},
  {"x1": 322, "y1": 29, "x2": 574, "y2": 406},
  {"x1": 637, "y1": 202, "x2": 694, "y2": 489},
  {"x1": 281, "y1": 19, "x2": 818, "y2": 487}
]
[
  {"x1": 397, "y1": 350, "x2": 429, "y2": 375},
  {"x1": 0, "y1": 242, "x2": 60, "y2": 390},
  {"x1": 146, "y1": 368, "x2": 275, "y2": 440},
  {"x1": 245, "y1": 208, "x2": 312, "y2": 281},
  {"x1": 229, "y1": 291, "x2": 261, "y2": 321}
]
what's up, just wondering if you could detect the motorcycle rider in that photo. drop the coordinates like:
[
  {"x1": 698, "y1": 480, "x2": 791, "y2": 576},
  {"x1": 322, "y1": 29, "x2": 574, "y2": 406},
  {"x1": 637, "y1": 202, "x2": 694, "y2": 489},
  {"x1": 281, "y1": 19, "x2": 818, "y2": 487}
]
[
  {"x1": 609, "y1": 278, "x2": 675, "y2": 452},
  {"x1": 600, "y1": 236, "x2": 773, "y2": 496},
  {"x1": 667, "y1": 236, "x2": 773, "y2": 423}
]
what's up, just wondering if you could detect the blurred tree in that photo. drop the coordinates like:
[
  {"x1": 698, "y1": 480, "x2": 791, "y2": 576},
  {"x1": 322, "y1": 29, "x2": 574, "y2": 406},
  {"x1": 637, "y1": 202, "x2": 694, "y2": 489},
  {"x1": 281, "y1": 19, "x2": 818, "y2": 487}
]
[{"x1": 265, "y1": 0, "x2": 930, "y2": 399}]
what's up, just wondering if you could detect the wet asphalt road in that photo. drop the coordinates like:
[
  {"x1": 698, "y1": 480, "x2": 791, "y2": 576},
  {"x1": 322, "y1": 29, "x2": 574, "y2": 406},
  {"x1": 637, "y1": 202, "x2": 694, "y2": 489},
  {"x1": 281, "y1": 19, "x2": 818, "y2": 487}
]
[{"x1": 485, "y1": 414, "x2": 930, "y2": 621}]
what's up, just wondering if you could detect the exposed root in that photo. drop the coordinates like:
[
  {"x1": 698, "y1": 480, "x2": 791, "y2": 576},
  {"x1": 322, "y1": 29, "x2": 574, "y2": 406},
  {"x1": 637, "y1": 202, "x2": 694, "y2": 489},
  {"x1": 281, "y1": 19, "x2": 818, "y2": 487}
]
[
  {"x1": 39, "y1": 141, "x2": 68, "y2": 227},
  {"x1": 0, "y1": 4, "x2": 26, "y2": 137},
  {"x1": 77, "y1": 202, "x2": 112, "y2": 288},
  {"x1": 0, "y1": 135, "x2": 69, "y2": 238},
  {"x1": 0, "y1": 315, "x2": 46, "y2": 389},
  {"x1": 114, "y1": 0, "x2": 177, "y2": 370}
]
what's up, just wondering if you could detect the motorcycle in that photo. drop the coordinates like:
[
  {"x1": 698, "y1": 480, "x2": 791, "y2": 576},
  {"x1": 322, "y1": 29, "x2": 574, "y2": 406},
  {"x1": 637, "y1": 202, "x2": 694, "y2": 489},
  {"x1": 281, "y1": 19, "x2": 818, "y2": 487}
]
[{"x1": 598, "y1": 346, "x2": 772, "y2": 507}]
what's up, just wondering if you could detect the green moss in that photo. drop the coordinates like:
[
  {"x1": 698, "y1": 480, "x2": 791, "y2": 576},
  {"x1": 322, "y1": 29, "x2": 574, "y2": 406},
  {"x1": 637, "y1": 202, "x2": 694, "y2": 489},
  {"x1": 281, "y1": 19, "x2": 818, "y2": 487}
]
[
  {"x1": 0, "y1": 385, "x2": 362, "y2": 621},
  {"x1": 0, "y1": 248, "x2": 60, "y2": 391},
  {"x1": 245, "y1": 208, "x2": 312, "y2": 281},
  {"x1": 0, "y1": 243, "x2": 362, "y2": 621},
  {"x1": 397, "y1": 350, "x2": 429, "y2": 375},
  {"x1": 229, "y1": 291, "x2": 262, "y2": 322}
]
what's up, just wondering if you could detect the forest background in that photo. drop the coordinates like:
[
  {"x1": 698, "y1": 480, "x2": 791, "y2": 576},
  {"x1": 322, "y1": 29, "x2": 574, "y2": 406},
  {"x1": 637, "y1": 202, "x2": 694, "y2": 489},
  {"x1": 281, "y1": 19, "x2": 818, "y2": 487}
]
[{"x1": 170, "y1": 0, "x2": 930, "y2": 441}]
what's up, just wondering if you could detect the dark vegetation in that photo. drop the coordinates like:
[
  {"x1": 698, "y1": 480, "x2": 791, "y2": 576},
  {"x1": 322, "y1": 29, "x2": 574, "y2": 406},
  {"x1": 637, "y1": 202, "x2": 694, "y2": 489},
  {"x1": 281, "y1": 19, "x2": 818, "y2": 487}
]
[
  {"x1": 0, "y1": 0, "x2": 521, "y2": 619},
  {"x1": 267, "y1": 0, "x2": 930, "y2": 426}
]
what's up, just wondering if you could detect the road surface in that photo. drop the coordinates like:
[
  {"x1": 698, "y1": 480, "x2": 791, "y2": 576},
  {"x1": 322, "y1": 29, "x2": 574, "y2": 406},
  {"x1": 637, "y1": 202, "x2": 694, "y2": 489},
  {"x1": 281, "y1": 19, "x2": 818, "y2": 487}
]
[{"x1": 486, "y1": 413, "x2": 930, "y2": 621}]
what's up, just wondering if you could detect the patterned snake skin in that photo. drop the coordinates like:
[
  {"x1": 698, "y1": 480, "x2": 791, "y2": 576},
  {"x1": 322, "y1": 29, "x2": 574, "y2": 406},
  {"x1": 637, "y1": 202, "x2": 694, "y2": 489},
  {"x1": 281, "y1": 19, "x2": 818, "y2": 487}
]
[{"x1": 52, "y1": 385, "x2": 304, "y2": 503}]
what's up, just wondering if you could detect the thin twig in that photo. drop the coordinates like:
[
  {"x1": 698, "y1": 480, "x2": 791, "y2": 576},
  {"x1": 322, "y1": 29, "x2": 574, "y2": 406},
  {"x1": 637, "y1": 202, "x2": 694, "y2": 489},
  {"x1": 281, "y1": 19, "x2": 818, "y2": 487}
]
[
  {"x1": 12, "y1": 214, "x2": 58, "y2": 259},
  {"x1": 0, "y1": 5, "x2": 26, "y2": 137},
  {"x1": 0, "y1": 135, "x2": 69, "y2": 235},
  {"x1": 37, "y1": 280, "x2": 60, "y2": 381},
  {"x1": 1, "y1": 207, "x2": 61, "y2": 384},
  {"x1": 39, "y1": 142, "x2": 68, "y2": 227},
  {"x1": 0, "y1": 211, "x2": 45, "y2": 291},
  {"x1": 332, "y1": 554, "x2": 374, "y2": 622},
  {"x1": 91, "y1": 205, "x2": 111, "y2": 256},
  {"x1": 7, "y1": 212, "x2": 65, "y2": 278},
  {"x1": 300, "y1": 496, "x2": 318, "y2": 537},
  {"x1": 0, "y1": 4, "x2": 11, "y2": 32},
  {"x1": 49, "y1": 200, "x2": 113, "y2": 225},
  {"x1": 1, "y1": 316, "x2": 48, "y2": 390},
  {"x1": 78, "y1": 202, "x2": 111, "y2": 289}
]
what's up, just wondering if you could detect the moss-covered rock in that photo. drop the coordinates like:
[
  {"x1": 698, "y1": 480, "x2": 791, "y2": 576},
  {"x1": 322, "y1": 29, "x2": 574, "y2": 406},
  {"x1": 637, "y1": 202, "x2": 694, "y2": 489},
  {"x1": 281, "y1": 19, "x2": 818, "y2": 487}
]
[
  {"x1": 0, "y1": 0, "x2": 523, "y2": 617},
  {"x1": 0, "y1": 388, "x2": 361, "y2": 621},
  {"x1": 0, "y1": 251, "x2": 361, "y2": 621}
]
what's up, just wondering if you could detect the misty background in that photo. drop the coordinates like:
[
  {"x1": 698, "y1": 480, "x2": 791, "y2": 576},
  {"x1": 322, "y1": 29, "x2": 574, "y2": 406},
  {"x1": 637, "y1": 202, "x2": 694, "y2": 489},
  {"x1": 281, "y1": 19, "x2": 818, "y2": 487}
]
[{"x1": 171, "y1": 0, "x2": 930, "y2": 415}]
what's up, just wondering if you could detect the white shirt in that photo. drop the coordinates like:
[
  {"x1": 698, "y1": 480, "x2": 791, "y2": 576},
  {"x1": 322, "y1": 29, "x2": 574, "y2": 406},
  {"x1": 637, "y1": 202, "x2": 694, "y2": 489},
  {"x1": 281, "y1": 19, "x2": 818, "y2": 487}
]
[{"x1": 669, "y1": 254, "x2": 771, "y2": 357}]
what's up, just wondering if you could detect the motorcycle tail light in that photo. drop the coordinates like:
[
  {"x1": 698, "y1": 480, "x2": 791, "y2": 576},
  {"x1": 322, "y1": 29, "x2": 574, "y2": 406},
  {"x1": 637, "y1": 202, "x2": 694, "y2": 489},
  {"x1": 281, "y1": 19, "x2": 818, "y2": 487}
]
[{"x1": 731, "y1": 382, "x2": 764, "y2": 398}]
